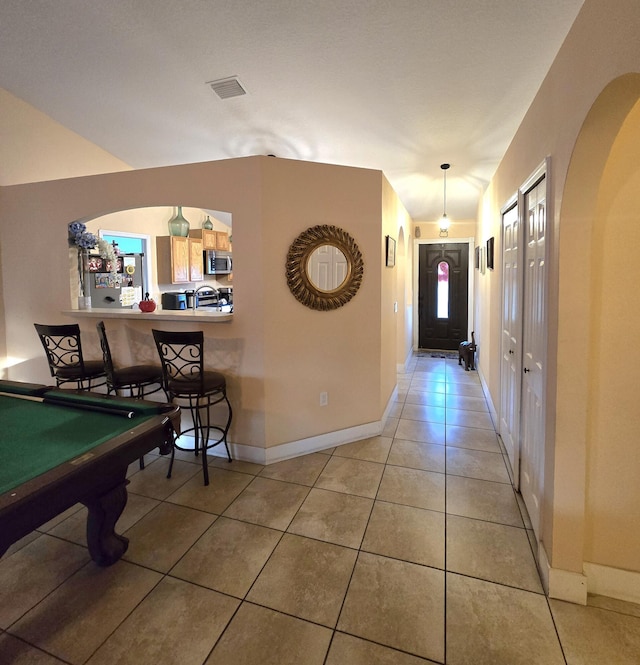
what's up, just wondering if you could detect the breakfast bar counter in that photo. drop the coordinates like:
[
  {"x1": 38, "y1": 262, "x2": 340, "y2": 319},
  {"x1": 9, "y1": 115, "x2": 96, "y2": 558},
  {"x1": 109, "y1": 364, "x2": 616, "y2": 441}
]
[{"x1": 62, "y1": 308, "x2": 233, "y2": 323}]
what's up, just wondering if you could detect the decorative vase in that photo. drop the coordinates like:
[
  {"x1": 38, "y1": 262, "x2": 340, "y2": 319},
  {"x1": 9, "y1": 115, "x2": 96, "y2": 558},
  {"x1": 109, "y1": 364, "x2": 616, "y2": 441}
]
[
  {"x1": 77, "y1": 249, "x2": 92, "y2": 309},
  {"x1": 168, "y1": 206, "x2": 190, "y2": 237},
  {"x1": 203, "y1": 215, "x2": 213, "y2": 230}
]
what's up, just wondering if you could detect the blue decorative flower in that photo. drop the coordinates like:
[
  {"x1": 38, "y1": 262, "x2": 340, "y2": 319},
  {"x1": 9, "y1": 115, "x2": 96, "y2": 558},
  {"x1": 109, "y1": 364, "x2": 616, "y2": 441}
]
[{"x1": 68, "y1": 222, "x2": 98, "y2": 249}]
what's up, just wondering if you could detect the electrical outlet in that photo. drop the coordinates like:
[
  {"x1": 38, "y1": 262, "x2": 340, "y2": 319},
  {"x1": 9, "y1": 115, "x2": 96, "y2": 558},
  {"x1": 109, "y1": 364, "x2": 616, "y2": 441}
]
[
  {"x1": 394, "y1": 301, "x2": 398, "y2": 313},
  {"x1": 319, "y1": 391, "x2": 328, "y2": 406}
]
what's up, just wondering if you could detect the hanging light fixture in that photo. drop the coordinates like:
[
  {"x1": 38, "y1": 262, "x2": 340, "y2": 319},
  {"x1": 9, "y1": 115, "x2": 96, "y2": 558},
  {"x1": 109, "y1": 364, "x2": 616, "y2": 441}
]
[{"x1": 438, "y1": 163, "x2": 451, "y2": 237}]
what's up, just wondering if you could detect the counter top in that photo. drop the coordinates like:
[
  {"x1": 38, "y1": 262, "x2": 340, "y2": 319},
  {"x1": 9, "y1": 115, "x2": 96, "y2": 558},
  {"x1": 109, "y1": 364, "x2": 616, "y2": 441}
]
[{"x1": 62, "y1": 308, "x2": 233, "y2": 323}]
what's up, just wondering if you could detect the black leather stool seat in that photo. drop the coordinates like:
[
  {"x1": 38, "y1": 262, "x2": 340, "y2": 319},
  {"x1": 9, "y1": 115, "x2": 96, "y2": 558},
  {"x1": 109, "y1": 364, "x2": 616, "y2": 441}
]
[
  {"x1": 54, "y1": 360, "x2": 107, "y2": 383},
  {"x1": 111, "y1": 364, "x2": 164, "y2": 390},
  {"x1": 166, "y1": 371, "x2": 226, "y2": 398}
]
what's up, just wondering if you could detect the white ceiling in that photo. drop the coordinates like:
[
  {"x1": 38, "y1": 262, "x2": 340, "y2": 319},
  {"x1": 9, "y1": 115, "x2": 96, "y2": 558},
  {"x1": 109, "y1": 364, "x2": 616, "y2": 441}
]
[{"x1": 0, "y1": 0, "x2": 584, "y2": 221}]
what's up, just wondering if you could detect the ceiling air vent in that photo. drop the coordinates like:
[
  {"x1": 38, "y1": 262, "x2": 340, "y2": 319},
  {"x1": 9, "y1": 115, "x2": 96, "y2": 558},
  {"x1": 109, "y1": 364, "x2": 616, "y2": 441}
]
[{"x1": 207, "y1": 76, "x2": 247, "y2": 100}]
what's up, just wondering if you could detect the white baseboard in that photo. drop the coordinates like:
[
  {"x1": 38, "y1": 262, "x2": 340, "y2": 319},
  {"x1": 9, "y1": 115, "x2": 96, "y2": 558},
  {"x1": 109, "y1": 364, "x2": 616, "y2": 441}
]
[
  {"x1": 584, "y1": 562, "x2": 640, "y2": 605},
  {"x1": 477, "y1": 365, "x2": 498, "y2": 429},
  {"x1": 398, "y1": 347, "x2": 415, "y2": 374},
  {"x1": 195, "y1": 420, "x2": 382, "y2": 466},
  {"x1": 535, "y1": 544, "x2": 640, "y2": 606},
  {"x1": 185, "y1": 387, "x2": 396, "y2": 466},
  {"x1": 538, "y1": 542, "x2": 587, "y2": 605},
  {"x1": 262, "y1": 420, "x2": 383, "y2": 464}
]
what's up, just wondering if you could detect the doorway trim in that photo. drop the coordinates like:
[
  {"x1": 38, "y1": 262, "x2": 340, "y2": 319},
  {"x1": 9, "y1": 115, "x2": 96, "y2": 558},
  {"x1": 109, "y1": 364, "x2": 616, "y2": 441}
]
[
  {"x1": 99, "y1": 229, "x2": 153, "y2": 300},
  {"x1": 412, "y1": 237, "x2": 475, "y2": 351}
]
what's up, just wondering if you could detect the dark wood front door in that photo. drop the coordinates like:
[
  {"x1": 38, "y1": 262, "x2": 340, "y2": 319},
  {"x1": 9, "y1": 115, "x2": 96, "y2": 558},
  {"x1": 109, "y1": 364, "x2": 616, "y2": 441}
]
[{"x1": 418, "y1": 243, "x2": 469, "y2": 350}]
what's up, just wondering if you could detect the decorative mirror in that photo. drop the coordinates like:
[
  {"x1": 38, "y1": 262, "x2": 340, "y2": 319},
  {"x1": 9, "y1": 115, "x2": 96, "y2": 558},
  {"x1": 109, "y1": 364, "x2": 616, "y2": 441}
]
[{"x1": 286, "y1": 225, "x2": 364, "y2": 311}]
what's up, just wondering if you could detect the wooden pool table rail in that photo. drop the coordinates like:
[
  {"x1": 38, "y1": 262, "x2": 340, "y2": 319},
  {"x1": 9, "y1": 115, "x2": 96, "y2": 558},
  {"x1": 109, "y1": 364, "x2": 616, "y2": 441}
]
[{"x1": 0, "y1": 383, "x2": 179, "y2": 566}]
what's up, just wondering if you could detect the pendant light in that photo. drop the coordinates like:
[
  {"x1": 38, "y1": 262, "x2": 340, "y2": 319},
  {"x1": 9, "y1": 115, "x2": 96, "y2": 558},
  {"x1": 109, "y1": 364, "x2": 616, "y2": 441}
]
[{"x1": 438, "y1": 163, "x2": 451, "y2": 237}]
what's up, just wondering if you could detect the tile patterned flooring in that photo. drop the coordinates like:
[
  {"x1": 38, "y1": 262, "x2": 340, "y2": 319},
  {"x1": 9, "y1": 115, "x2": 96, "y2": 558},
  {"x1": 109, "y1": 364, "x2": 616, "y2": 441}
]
[{"x1": 2, "y1": 353, "x2": 640, "y2": 664}]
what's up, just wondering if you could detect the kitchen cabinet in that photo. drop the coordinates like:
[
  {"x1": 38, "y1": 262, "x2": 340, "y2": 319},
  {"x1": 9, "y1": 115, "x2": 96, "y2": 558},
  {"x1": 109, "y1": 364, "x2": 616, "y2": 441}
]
[
  {"x1": 189, "y1": 229, "x2": 229, "y2": 251},
  {"x1": 216, "y1": 231, "x2": 230, "y2": 251},
  {"x1": 189, "y1": 229, "x2": 216, "y2": 250},
  {"x1": 156, "y1": 236, "x2": 203, "y2": 284},
  {"x1": 189, "y1": 237, "x2": 204, "y2": 281}
]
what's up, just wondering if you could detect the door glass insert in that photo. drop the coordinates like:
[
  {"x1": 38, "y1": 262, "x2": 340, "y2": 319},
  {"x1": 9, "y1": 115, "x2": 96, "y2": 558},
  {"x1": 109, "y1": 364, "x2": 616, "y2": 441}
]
[{"x1": 437, "y1": 261, "x2": 449, "y2": 319}]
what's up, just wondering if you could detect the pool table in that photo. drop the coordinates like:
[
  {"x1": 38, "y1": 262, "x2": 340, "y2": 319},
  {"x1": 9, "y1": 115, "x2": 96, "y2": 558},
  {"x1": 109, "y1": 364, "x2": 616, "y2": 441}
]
[{"x1": 0, "y1": 380, "x2": 180, "y2": 566}]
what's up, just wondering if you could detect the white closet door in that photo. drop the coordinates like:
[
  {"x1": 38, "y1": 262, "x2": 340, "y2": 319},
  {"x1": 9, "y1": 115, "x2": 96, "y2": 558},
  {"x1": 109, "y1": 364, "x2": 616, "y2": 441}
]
[
  {"x1": 500, "y1": 204, "x2": 522, "y2": 486},
  {"x1": 520, "y1": 176, "x2": 547, "y2": 536}
]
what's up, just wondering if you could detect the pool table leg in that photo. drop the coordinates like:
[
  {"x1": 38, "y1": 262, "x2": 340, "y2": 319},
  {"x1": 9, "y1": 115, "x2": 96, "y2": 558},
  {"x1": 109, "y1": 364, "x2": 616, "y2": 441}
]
[{"x1": 83, "y1": 480, "x2": 130, "y2": 566}]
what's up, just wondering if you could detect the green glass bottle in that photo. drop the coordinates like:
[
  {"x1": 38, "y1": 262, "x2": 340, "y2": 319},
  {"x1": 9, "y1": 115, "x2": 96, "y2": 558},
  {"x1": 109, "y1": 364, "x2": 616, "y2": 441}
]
[
  {"x1": 203, "y1": 215, "x2": 213, "y2": 230},
  {"x1": 168, "y1": 206, "x2": 190, "y2": 237}
]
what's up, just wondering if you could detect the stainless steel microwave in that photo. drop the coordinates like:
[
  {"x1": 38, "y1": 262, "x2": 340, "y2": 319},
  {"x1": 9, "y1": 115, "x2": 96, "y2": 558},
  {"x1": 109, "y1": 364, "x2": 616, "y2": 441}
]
[{"x1": 204, "y1": 250, "x2": 232, "y2": 275}]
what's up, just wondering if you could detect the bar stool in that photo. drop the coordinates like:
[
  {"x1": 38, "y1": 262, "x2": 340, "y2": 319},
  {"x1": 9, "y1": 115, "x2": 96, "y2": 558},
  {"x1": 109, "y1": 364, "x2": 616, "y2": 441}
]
[
  {"x1": 96, "y1": 321, "x2": 163, "y2": 399},
  {"x1": 97, "y1": 321, "x2": 164, "y2": 469},
  {"x1": 34, "y1": 323, "x2": 106, "y2": 390},
  {"x1": 152, "y1": 329, "x2": 232, "y2": 486}
]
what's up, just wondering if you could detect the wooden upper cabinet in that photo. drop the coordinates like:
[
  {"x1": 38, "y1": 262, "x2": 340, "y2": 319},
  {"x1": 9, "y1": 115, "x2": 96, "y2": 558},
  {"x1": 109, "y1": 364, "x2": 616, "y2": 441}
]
[
  {"x1": 189, "y1": 229, "x2": 217, "y2": 250},
  {"x1": 156, "y1": 236, "x2": 203, "y2": 284},
  {"x1": 189, "y1": 237, "x2": 203, "y2": 281},
  {"x1": 190, "y1": 229, "x2": 229, "y2": 251},
  {"x1": 215, "y1": 231, "x2": 230, "y2": 251}
]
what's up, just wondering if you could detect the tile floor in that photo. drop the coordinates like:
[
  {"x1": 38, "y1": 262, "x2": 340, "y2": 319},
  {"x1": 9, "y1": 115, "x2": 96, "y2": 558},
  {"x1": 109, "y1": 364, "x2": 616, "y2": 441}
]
[{"x1": 2, "y1": 353, "x2": 640, "y2": 664}]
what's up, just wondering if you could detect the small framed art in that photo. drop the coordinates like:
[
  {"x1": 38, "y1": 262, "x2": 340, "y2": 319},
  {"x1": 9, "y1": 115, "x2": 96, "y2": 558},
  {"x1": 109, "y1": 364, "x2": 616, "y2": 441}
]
[
  {"x1": 486, "y1": 237, "x2": 495, "y2": 270},
  {"x1": 385, "y1": 235, "x2": 396, "y2": 267}
]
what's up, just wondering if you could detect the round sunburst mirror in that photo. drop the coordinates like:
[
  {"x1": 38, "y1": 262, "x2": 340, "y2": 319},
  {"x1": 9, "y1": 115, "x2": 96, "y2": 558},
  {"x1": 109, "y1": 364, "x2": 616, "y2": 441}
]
[{"x1": 285, "y1": 225, "x2": 364, "y2": 311}]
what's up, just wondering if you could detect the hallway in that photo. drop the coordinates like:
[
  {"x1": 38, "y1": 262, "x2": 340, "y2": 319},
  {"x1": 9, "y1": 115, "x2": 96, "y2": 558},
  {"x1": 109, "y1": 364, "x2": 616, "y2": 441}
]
[{"x1": 1, "y1": 353, "x2": 639, "y2": 664}]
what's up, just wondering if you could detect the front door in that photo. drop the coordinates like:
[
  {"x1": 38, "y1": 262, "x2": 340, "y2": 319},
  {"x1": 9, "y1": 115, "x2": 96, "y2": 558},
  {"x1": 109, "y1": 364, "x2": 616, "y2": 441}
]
[{"x1": 418, "y1": 243, "x2": 469, "y2": 350}]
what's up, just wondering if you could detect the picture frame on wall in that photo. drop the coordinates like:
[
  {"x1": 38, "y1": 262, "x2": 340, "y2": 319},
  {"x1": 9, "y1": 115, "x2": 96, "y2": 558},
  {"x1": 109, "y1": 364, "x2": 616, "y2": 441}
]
[
  {"x1": 385, "y1": 235, "x2": 396, "y2": 267},
  {"x1": 486, "y1": 236, "x2": 495, "y2": 270}
]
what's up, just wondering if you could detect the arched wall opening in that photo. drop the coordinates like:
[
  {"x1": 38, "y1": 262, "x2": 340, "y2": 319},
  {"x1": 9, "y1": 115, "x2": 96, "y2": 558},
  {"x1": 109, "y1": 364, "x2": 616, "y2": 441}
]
[
  {"x1": 551, "y1": 74, "x2": 640, "y2": 579},
  {"x1": 78, "y1": 205, "x2": 233, "y2": 307}
]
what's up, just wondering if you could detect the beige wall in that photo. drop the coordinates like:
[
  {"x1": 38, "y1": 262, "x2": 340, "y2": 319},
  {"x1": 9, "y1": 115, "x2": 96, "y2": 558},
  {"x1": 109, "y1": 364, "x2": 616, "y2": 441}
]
[
  {"x1": 0, "y1": 88, "x2": 133, "y2": 373},
  {"x1": 382, "y1": 178, "x2": 412, "y2": 387},
  {"x1": 259, "y1": 159, "x2": 390, "y2": 446},
  {"x1": 480, "y1": 0, "x2": 640, "y2": 581},
  {"x1": 413, "y1": 219, "x2": 476, "y2": 242},
  {"x1": 0, "y1": 88, "x2": 131, "y2": 186},
  {"x1": 0, "y1": 155, "x2": 408, "y2": 456},
  {"x1": 584, "y1": 99, "x2": 640, "y2": 571},
  {"x1": 0, "y1": 159, "x2": 266, "y2": 450}
]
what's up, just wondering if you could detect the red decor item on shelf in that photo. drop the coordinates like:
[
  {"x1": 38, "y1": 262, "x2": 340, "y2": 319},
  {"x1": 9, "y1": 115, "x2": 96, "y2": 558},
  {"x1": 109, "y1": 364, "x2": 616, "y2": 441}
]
[{"x1": 139, "y1": 293, "x2": 156, "y2": 312}]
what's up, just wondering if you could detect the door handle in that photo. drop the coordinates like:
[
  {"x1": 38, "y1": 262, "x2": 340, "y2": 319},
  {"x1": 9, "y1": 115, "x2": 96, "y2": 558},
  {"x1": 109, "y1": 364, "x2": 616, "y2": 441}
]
[{"x1": 523, "y1": 367, "x2": 530, "y2": 373}]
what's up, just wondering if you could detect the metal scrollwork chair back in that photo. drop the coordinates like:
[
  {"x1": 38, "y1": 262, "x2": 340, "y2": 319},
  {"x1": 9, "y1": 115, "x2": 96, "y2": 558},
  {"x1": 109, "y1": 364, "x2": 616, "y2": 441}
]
[{"x1": 34, "y1": 323, "x2": 106, "y2": 390}]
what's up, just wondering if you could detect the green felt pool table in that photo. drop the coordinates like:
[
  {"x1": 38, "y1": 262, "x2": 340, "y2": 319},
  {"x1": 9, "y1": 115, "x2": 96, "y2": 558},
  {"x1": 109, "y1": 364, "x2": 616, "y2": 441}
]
[{"x1": 0, "y1": 380, "x2": 179, "y2": 566}]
